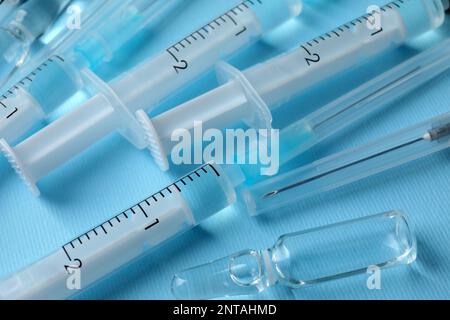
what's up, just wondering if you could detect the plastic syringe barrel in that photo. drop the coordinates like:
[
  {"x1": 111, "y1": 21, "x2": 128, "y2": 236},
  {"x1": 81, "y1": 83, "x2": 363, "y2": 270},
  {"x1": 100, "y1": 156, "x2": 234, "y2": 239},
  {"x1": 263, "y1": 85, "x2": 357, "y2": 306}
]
[
  {"x1": 73, "y1": 0, "x2": 162, "y2": 69},
  {"x1": 0, "y1": 1, "x2": 122, "y2": 144},
  {"x1": 1, "y1": 0, "x2": 301, "y2": 194},
  {"x1": 4, "y1": 0, "x2": 69, "y2": 40},
  {"x1": 108, "y1": 0, "x2": 302, "y2": 113},
  {"x1": 277, "y1": 38, "x2": 450, "y2": 166},
  {"x1": 150, "y1": 0, "x2": 446, "y2": 158},
  {"x1": 2, "y1": 0, "x2": 169, "y2": 115},
  {"x1": 7, "y1": 0, "x2": 300, "y2": 120},
  {"x1": 0, "y1": 0, "x2": 180, "y2": 145},
  {"x1": 0, "y1": 164, "x2": 243, "y2": 300},
  {"x1": 24, "y1": 0, "x2": 167, "y2": 114},
  {"x1": 224, "y1": 0, "x2": 445, "y2": 107}
]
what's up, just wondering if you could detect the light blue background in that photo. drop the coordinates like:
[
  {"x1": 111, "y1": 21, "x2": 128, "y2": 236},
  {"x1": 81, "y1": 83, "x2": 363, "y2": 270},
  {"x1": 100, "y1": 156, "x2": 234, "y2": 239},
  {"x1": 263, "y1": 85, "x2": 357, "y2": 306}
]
[{"x1": 1, "y1": 0, "x2": 450, "y2": 299}]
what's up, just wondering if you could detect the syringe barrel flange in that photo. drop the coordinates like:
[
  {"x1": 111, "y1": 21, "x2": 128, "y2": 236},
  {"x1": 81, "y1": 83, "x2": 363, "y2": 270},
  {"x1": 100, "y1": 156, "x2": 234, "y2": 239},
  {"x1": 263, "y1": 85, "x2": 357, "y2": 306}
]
[
  {"x1": 80, "y1": 69, "x2": 149, "y2": 149},
  {"x1": 142, "y1": 61, "x2": 275, "y2": 172},
  {"x1": 216, "y1": 61, "x2": 273, "y2": 131}
]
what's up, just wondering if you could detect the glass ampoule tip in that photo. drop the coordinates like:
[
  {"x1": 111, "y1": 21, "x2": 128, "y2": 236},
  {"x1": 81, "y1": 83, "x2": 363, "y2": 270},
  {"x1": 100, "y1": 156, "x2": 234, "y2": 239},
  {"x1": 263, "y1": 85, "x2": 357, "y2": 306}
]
[{"x1": 171, "y1": 249, "x2": 273, "y2": 300}]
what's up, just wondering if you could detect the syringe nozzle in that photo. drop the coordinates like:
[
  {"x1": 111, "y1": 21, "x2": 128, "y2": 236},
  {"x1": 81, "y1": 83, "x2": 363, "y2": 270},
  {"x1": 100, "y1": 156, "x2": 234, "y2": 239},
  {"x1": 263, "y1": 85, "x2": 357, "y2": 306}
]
[
  {"x1": 427, "y1": 122, "x2": 450, "y2": 141},
  {"x1": 443, "y1": 0, "x2": 450, "y2": 11}
]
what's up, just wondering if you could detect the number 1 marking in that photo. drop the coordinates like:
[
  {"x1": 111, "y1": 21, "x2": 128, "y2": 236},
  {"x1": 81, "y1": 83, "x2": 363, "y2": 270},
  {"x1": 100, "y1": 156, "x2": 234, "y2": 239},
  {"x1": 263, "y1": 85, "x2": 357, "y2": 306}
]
[{"x1": 6, "y1": 107, "x2": 18, "y2": 119}]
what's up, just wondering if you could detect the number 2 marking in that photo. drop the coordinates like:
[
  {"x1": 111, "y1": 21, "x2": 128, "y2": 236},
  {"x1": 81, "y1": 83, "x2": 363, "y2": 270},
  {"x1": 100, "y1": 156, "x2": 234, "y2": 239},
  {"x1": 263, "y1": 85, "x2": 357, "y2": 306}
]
[
  {"x1": 173, "y1": 60, "x2": 189, "y2": 73},
  {"x1": 64, "y1": 258, "x2": 83, "y2": 273},
  {"x1": 301, "y1": 45, "x2": 321, "y2": 66}
]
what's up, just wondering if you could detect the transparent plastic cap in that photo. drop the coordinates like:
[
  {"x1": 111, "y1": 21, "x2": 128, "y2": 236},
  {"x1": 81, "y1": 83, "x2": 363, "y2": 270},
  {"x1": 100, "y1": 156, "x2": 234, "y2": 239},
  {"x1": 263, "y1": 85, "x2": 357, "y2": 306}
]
[
  {"x1": 0, "y1": 31, "x2": 28, "y2": 81},
  {"x1": 172, "y1": 211, "x2": 417, "y2": 299}
]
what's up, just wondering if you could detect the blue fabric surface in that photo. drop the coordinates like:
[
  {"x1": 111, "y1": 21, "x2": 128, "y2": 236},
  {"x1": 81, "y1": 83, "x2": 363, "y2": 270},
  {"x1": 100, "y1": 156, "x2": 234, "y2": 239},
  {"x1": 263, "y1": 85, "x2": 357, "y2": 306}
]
[{"x1": 0, "y1": 0, "x2": 450, "y2": 299}]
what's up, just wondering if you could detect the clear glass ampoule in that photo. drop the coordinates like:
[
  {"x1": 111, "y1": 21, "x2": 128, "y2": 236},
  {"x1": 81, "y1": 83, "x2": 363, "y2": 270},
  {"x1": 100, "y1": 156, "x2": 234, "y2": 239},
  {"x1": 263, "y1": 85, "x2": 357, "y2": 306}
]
[{"x1": 171, "y1": 211, "x2": 417, "y2": 299}]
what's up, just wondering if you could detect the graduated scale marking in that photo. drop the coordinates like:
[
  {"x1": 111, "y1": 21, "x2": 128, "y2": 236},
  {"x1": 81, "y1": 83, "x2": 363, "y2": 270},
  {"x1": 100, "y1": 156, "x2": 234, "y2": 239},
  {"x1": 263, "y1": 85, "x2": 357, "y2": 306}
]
[
  {"x1": 61, "y1": 163, "x2": 220, "y2": 263},
  {"x1": 166, "y1": 0, "x2": 263, "y2": 74}
]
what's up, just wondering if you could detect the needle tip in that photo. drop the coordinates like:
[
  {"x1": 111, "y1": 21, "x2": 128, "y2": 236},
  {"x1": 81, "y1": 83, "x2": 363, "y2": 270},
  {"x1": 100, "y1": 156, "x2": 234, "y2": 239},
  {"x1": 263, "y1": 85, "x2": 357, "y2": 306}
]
[
  {"x1": 423, "y1": 132, "x2": 432, "y2": 141},
  {"x1": 264, "y1": 190, "x2": 279, "y2": 199}
]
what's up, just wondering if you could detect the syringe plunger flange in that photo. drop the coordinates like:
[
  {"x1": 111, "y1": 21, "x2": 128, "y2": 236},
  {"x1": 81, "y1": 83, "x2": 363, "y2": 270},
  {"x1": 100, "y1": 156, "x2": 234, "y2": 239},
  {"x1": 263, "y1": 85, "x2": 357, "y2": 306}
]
[{"x1": 0, "y1": 138, "x2": 39, "y2": 195}]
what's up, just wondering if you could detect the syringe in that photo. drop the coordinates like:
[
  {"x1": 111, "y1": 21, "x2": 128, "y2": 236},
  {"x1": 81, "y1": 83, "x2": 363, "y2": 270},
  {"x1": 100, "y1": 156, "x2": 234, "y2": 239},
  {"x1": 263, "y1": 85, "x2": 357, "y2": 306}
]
[
  {"x1": 237, "y1": 35, "x2": 450, "y2": 181},
  {"x1": 172, "y1": 211, "x2": 416, "y2": 299},
  {"x1": 0, "y1": 0, "x2": 184, "y2": 143},
  {"x1": 241, "y1": 112, "x2": 450, "y2": 215},
  {"x1": 0, "y1": 0, "x2": 303, "y2": 195},
  {"x1": 0, "y1": 0, "x2": 71, "y2": 81},
  {"x1": 0, "y1": 163, "x2": 245, "y2": 300},
  {"x1": 143, "y1": 0, "x2": 448, "y2": 171},
  {"x1": 3, "y1": 108, "x2": 445, "y2": 298}
]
